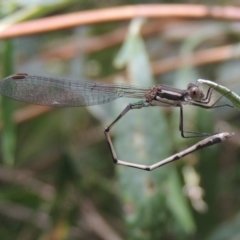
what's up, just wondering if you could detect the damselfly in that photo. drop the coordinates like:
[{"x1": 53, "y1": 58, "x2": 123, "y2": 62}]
[{"x1": 0, "y1": 73, "x2": 233, "y2": 171}]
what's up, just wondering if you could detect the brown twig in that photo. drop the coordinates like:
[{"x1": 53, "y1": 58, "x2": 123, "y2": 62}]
[
  {"x1": 42, "y1": 19, "x2": 176, "y2": 60},
  {"x1": 1, "y1": 5, "x2": 240, "y2": 39},
  {"x1": 152, "y1": 43, "x2": 240, "y2": 75}
]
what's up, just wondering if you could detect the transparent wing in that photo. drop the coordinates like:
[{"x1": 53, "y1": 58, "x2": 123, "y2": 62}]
[{"x1": 0, "y1": 74, "x2": 150, "y2": 107}]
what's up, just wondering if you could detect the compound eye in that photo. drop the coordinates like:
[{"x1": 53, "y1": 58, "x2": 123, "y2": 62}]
[{"x1": 189, "y1": 86, "x2": 204, "y2": 100}]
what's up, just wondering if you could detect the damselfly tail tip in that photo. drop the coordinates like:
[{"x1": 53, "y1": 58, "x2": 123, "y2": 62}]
[
  {"x1": 228, "y1": 132, "x2": 234, "y2": 138},
  {"x1": 221, "y1": 132, "x2": 234, "y2": 140}
]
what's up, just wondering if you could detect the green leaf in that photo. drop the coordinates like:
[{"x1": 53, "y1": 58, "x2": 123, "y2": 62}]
[
  {"x1": 167, "y1": 168, "x2": 196, "y2": 234},
  {"x1": 198, "y1": 79, "x2": 240, "y2": 110}
]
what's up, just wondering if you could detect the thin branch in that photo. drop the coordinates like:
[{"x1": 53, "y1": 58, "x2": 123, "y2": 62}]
[
  {"x1": 1, "y1": 5, "x2": 240, "y2": 39},
  {"x1": 42, "y1": 19, "x2": 175, "y2": 60},
  {"x1": 152, "y1": 43, "x2": 240, "y2": 75}
]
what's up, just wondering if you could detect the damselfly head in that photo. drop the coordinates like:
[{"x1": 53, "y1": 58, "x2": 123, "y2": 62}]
[{"x1": 187, "y1": 83, "x2": 204, "y2": 101}]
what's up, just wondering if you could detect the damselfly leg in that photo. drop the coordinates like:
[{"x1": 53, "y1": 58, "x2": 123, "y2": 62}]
[{"x1": 179, "y1": 84, "x2": 233, "y2": 138}]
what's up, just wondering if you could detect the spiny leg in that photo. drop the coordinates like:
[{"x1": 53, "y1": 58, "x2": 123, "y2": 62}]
[
  {"x1": 199, "y1": 86, "x2": 213, "y2": 103},
  {"x1": 104, "y1": 100, "x2": 149, "y2": 132},
  {"x1": 181, "y1": 89, "x2": 233, "y2": 138},
  {"x1": 193, "y1": 86, "x2": 233, "y2": 108},
  {"x1": 178, "y1": 103, "x2": 214, "y2": 138},
  {"x1": 191, "y1": 98, "x2": 233, "y2": 109}
]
